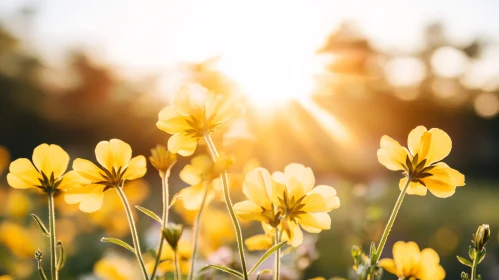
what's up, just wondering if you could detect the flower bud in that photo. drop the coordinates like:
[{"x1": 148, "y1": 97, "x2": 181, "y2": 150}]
[
  {"x1": 473, "y1": 224, "x2": 490, "y2": 251},
  {"x1": 149, "y1": 145, "x2": 177, "y2": 173},
  {"x1": 162, "y1": 223, "x2": 183, "y2": 250}
]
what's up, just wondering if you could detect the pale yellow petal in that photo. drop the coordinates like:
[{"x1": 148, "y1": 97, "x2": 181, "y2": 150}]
[
  {"x1": 73, "y1": 158, "x2": 105, "y2": 182},
  {"x1": 64, "y1": 184, "x2": 102, "y2": 204},
  {"x1": 95, "y1": 139, "x2": 132, "y2": 171},
  {"x1": 407, "y1": 126, "x2": 427, "y2": 156},
  {"x1": 301, "y1": 185, "x2": 340, "y2": 212},
  {"x1": 245, "y1": 234, "x2": 273, "y2": 251},
  {"x1": 167, "y1": 134, "x2": 199, "y2": 157},
  {"x1": 79, "y1": 185, "x2": 106, "y2": 213},
  {"x1": 57, "y1": 170, "x2": 89, "y2": 191},
  {"x1": 191, "y1": 154, "x2": 212, "y2": 172},
  {"x1": 418, "y1": 248, "x2": 445, "y2": 280},
  {"x1": 233, "y1": 200, "x2": 266, "y2": 222},
  {"x1": 206, "y1": 94, "x2": 246, "y2": 125},
  {"x1": 156, "y1": 106, "x2": 191, "y2": 134},
  {"x1": 399, "y1": 178, "x2": 427, "y2": 196},
  {"x1": 298, "y1": 212, "x2": 331, "y2": 233},
  {"x1": 393, "y1": 241, "x2": 421, "y2": 277},
  {"x1": 122, "y1": 155, "x2": 147, "y2": 180},
  {"x1": 179, "y1": 165, "x2": 202, "y2": 186},
  {"x1": 281, "y1": 163, "x2": 315, "y2": 197},
  {"x1": 7, "y1": 158, "x2": 41, "y2": 189},
  {"x1": 178, "y1": 184, "x2": 211, "y2": 211},
  {"x1": 421, "y1": 128, "x2": 452, "y2": 165},
  {"x1": 421, "y1": 162, "x2": 459, "y2": 198},
  {"x1": 242, "y1": 168, "x2": 273, "y2": 209},
  {"x1": 32, "y1": 144, "x2": 70, "y2": 178},
  {"x1": 286, "y1": 221, "x2": 303, "y2": 247},
  {"x1": 377, "y1": 136, "x2": 408, "y2": 171},
  {"x1": 379, "y1": 258, "x2": 397, "y2": 275},
  {"x1": 173, "y1": 84, "x2": 207, "y2": 117}
]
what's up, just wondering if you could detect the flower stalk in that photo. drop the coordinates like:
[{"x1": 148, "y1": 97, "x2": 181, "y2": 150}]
[
  {"x1": 115, "y1": 185, "x2": 148, "y2": 279},
  {"x1": 174, "y1": 248, "x2": 181, "y2": 280},
  {"x1": 273, "y1": 229, "x2": 281, "y2": 280},
  {"x1": 48, "y1": 191, "x2": 58, "y2": 280},
  {"x1": 150, "y1": 168, "x2": 173, "y2": 279},
  {"x1": 188, "y1": 181, "x2": 209, "y2": 280},
  {"x1": 373, "y1": 176, "x2": 411, "y2": 263},
  {"x1": 204, "y1": 134, "x2": 249, "y2": 280}
]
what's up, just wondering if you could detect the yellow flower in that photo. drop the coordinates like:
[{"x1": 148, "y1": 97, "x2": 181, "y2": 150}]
[
  {"x1": 177, "y1": 154, "x2": 231, "y2": 210},
  {"x1": 0, "y1": 221, "x2": 39, "y2": 258},
  {"x1": 64, "y1": 139, "x2": 147, "y2": 213},
  {"x1": 0, "y1": 275, "x2": 13, "y2": 280},
  {"x1": 377, "y1": 126, "x2": 465, "y2": 198},
  {"x1": 245, "y1": 234, "x2": 273, "y2": 251},
  {"x1": 379, "y1": 241, "x2": 445, "y2": 280},
  {"x1": 149, "y1": 145, "x2": 177, "y2": 173},
  {"x1": 234, "y1": 164, "x2": 340, "y2": 246},
  {"x1": 94, "y1": 255, "x2": 141, "y2": 280},
  {"x1": 6, "y1": 144, "x2": 75, "y2": 193},
  {"x1": 156, "y1": 84, "x2": 245, "y2": 156},
  {"x1": 146, "y1": 239, "x2": 192, "y2": 276}
]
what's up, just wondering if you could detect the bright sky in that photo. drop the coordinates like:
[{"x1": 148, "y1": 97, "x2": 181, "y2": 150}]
[{"x1": 1, "y1": 0, "x2": 498, "y2": 71}]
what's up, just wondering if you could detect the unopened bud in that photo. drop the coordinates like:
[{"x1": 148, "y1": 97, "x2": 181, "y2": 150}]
[
  {"x1": 473, "y1": 224, "x2": 490, "y2": 251},
  {"x1": 162, "y1": 223, "x2": 183, "y2": 250},
  {"x1": 149, "y1": 145, "x2": 177, "y2": 173}
]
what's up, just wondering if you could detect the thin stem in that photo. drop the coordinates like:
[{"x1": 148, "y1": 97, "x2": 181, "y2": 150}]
[
  {"x1": 151, "y1": 170, "x2": 171, "y2": 279},
  {"x1": 115, "y1": 185, "x2": 149, "y2": 280},
  {"x1": 471, "y1": 256, "x2": 478, "y2": 280},
  {"x1": 373, "y1": 177, "x2": 412, "y2": 264},
  {"x1": 48, "y1": 192, "x2": 58, "y2": 280},
  {"x1": 204, "y1": 134, "x2": 249, "y2": 280},
  {"x1": 174, "y1": 249, "x2": 181, "y2": 280},
  {"x1": 273, "y1": 229, "x2": 280, "y2": 280},
  {"x1": 188, "y1": 181, "x2": 209, "y2": 280}
]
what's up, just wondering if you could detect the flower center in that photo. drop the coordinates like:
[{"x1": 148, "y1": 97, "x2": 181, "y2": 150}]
[
  {"x1": 403, "y1": 153, "x2": 436, "y2": 186},
  {"x1": 36, "y1": 172, "x2": 63, "y2": 194},
  {"x1": 98, "y1": 166, "x2": 127, "y2": 190}
]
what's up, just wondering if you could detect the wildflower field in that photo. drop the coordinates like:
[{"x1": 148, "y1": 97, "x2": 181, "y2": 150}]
[{"x1": 1, "y1": 1, "x2": 499, "y2": 280}]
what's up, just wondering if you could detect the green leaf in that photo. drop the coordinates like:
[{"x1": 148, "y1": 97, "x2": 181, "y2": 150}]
[
  {"x1": 135, "y1": 206, "x2": 162, "y2": 224},
  {"x1": 457, "y1": 256, "x2": 472, "y2": 267},
  {"x1": 101, "y1": 237, "x2": 135, "y2": 254},
  {"x1": 56, "y1": 241, "x2": 66, "y2": 270},
  {"x1": 248, "y1": 241, "x2": 287, "y2": 275},
  {"x1": 31, "y1": 214, "x2": 50, "y2": 237},
  {"x1": 148, "y1": 248, "x2": 157, "y2": 259},
  {"x1": 198, "y1": 264, "x2": 243, "y2": 279},
  {"x1": 477, "y1": 248, "x2": 486, "y2": 264}
]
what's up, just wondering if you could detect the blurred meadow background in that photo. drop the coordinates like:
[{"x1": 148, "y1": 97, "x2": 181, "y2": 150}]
[{"x1": 1, "y1": 0, "x2": 499, "y2": 279}]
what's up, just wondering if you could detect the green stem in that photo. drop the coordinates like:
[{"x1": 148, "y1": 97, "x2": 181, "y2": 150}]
[
  {"x1": 373, "y1": 177, "x2": 411, "y2": 264},
  {"x1": 274, "y1": 229, "x2": 280, "y2": 280},
  {"x1": 174, "y1": 249, "x2": 181, "y2": 280},
  {"x1": 471, "y1": 256, "x2": 478, "y2": 280},
  {"x1": 151, "y1": 170, "x2": 171, "y2": 279},
  {"x1": 115, "y1": 185, "x2": 149, "y2": 280},
  {"x1": 48, "y1": 192, "x2": 58, "y2": 280},
  {"x1": 204, "y1": 134, "x2": 249, "y2": 280},
  {"x1": 188, "y1": 181, "x2": 209, "y2": 280}
]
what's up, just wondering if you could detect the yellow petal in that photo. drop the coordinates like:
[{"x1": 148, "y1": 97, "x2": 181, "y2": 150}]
[
  {"x1": 207, "y1": 94, "x2": 246, "y2": 125},
  {"x1": 78, "y1": 185, "x2": 106, "y2": 213},
  {"x1": 407, "y1": 126, "x2": 427, "y2": 156},
  {"x1": 286, "y1": 221, "x2": 303, "y2": 247},
  {"x1": 64, "y1": 184, "x2": 102, "y2": 204},
  {"x1": 179, "y1": 165, "x2": 201, "y2": 186},
  {"x1": 421, "y1": 162, "x2": 460, "y2": 198},
  {"x1": 57, "y1": 170, "x2": 88, "y2": 191},
  {"x1": 280, "y1": 163, "x2": 315, "y2": 198},
  {"x1": 399, "y1": 178, "x2": 427, "y2": 196},
  {"x1": 32, "y1": 144, "x2": 70, "y2": 178},
  {"x1": 156, "y1": 106, "x2": 191, "y2": 134},
  {"x1": 245, "y1": 234, "x2": 273, "y2": 251},
  {"x1": 301, "y1": 185, "x2": 340, "y2": 212},
  {"x1": 233, "y1": 200, "x2": 266, "y2": 222},
  {"x1": 73, "y1": 158, "x2": 105, "y2": 182},
  {"x1": 420, "y1": 128, "x2": 452, "y2": 165},
  {"x1": 122, "y1": 155, "x2": 147, "y2": 181},
  {"x1": 393, "y1": 241, "x2": 421, "y2": 277},
  {"x1": 178, "y1": 184, "x2": 213, "y2": 211},
  {"x1": 379, "y1": 258, "x2": 397, "y2": 275},
  {"x1": 242, "y1": 168, "x2": 273, "y2": 209},
  {"x1": 173, "y1": 84, "x2": 207, "y2": 117},
  {"x1": 191, "y1": 154, "x2": 212, "y2": 172},
  {"x1": 418, "y1": 248, "x2": 445, "y2": 280},
  {"x1": 298, "y1": 212, "x2": 331, "y2": 233},
  {"x1": 95, "y1": 139, "x2": 132, "y2": 171},
  {"x1": 167, "y1": 134, "x2": 199, "y2": 157},
  {"x1": 7, "y1": 158, "x2": 41, "y2": 189},
  {"x1": 377, "y1": 136, "x2": 408, "y2": 171}
]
